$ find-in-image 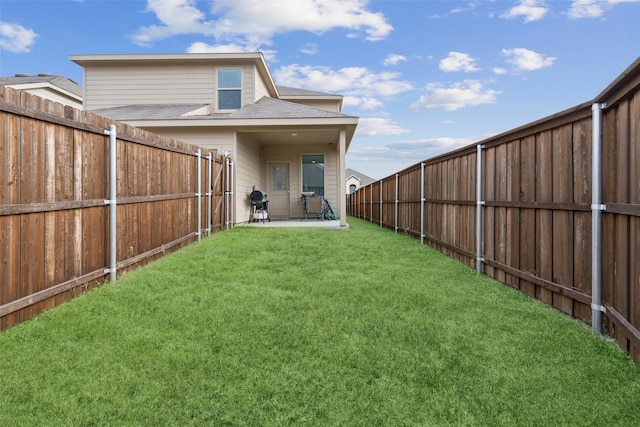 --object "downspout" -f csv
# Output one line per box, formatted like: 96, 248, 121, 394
591, 102, 607, 333
476, 144, 484, 273
105, 124, 117, 283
